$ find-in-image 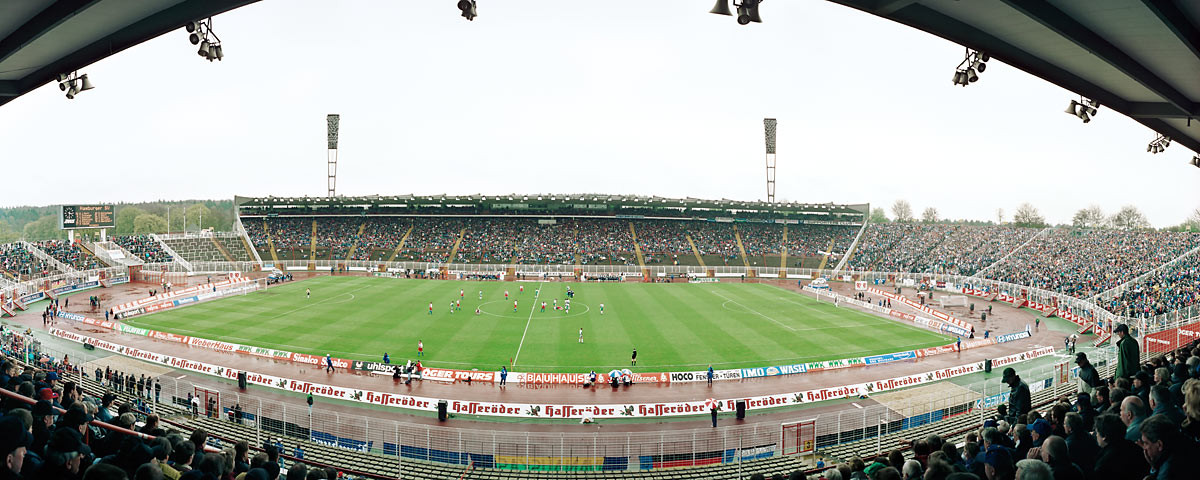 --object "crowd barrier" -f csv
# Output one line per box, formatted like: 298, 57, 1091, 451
46, 326, 1058, 420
